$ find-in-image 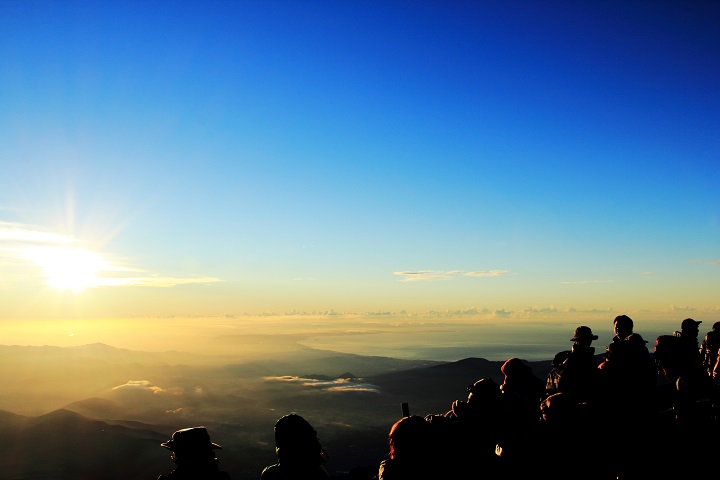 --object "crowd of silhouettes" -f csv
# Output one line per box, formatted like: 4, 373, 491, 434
373, 315, 720, 480
154, 315, 720, 480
